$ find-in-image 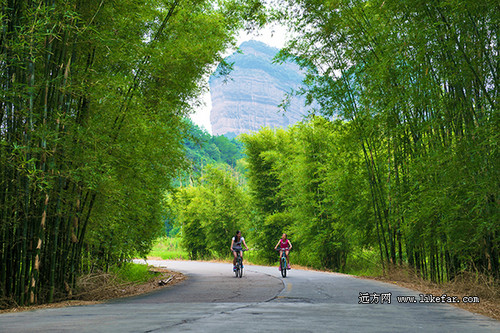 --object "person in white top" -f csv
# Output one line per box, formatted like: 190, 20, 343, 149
230, 230, 249, 271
